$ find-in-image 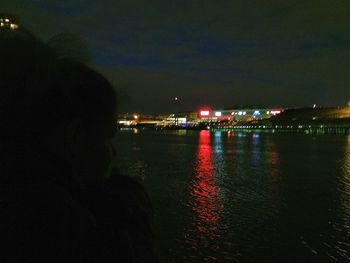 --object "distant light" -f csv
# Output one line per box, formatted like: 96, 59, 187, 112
267, 111, 270, 114
10, 23, 18, 30
270, 110, 281, 115
231, 112, 235, 115
133, 114, 139, 120
200, 110, 210, 116
215, 111, 222, 117
243, 112, 246, 115
313, 104, 316, 108
174, 97, 178, 101
238, 111, 243, 115
0, 22, 3, 27
118, 120, 131, 126
5, 18, 9, 22
253, 110, 260, 115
